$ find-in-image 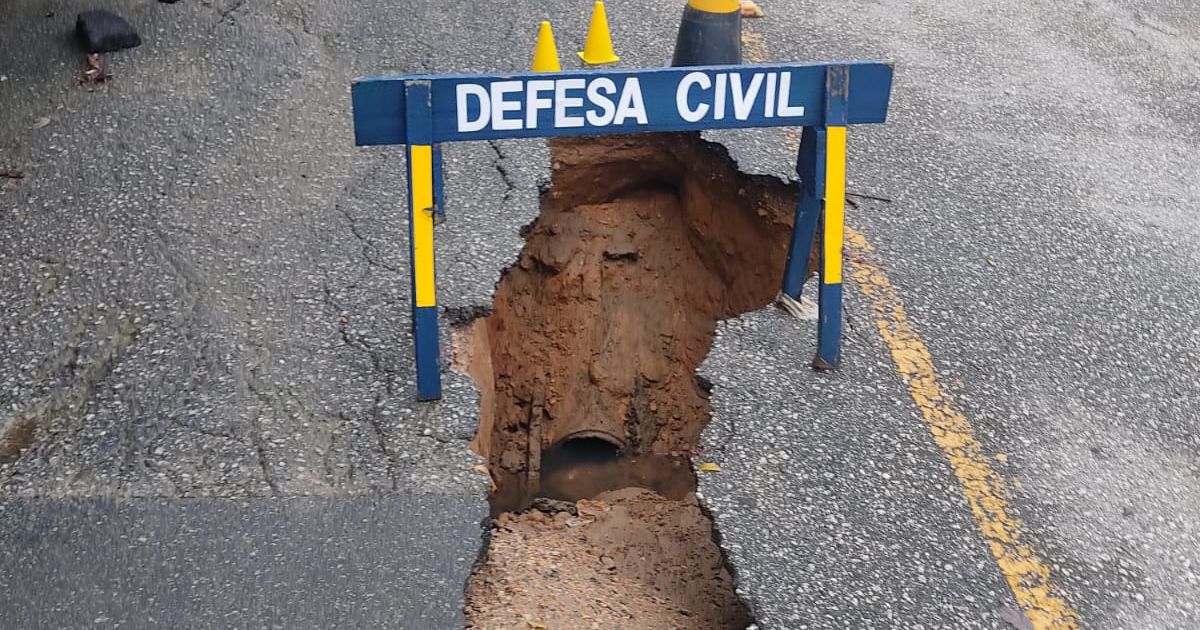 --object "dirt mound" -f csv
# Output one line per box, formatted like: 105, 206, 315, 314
465, 488, 751, 630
